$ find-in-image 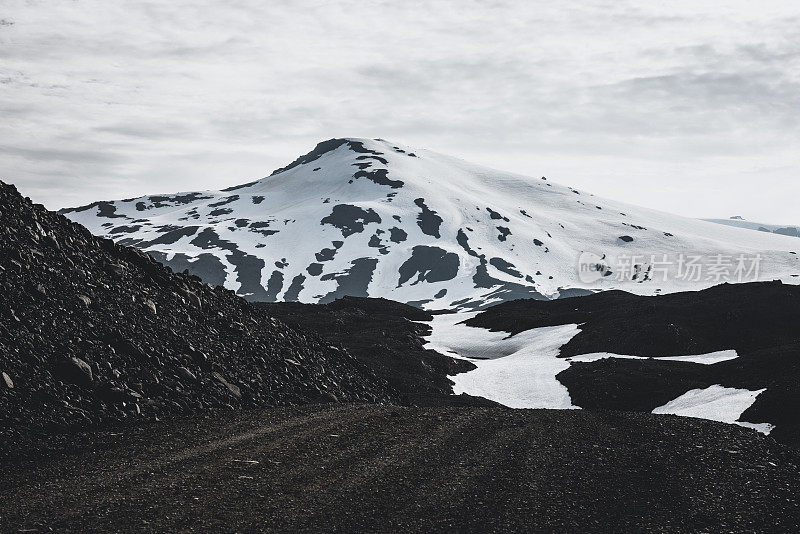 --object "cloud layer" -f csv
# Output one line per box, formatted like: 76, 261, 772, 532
1, 0, 799, 222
